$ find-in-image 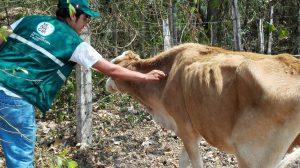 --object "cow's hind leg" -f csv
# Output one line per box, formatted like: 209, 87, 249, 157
276, 147, 300, 168
232, 124, 297, 168
234, 141, 289, 168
